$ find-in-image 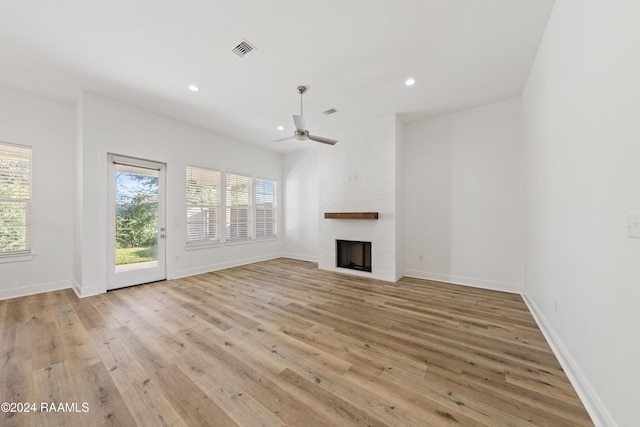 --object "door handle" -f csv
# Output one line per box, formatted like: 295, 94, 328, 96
160, 234, 166, 238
